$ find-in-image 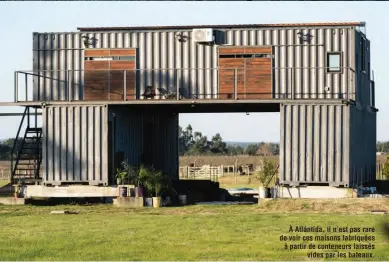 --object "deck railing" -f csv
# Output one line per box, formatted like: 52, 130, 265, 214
13, 67, 356, 102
